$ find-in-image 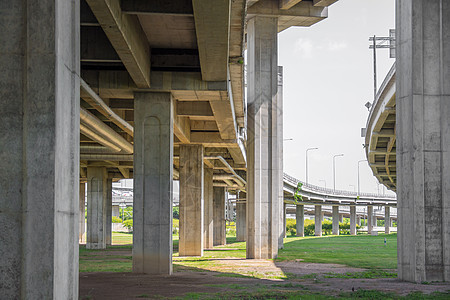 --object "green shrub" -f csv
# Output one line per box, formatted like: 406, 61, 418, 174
123, 219, 133, 231
112, 216, 123, 223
